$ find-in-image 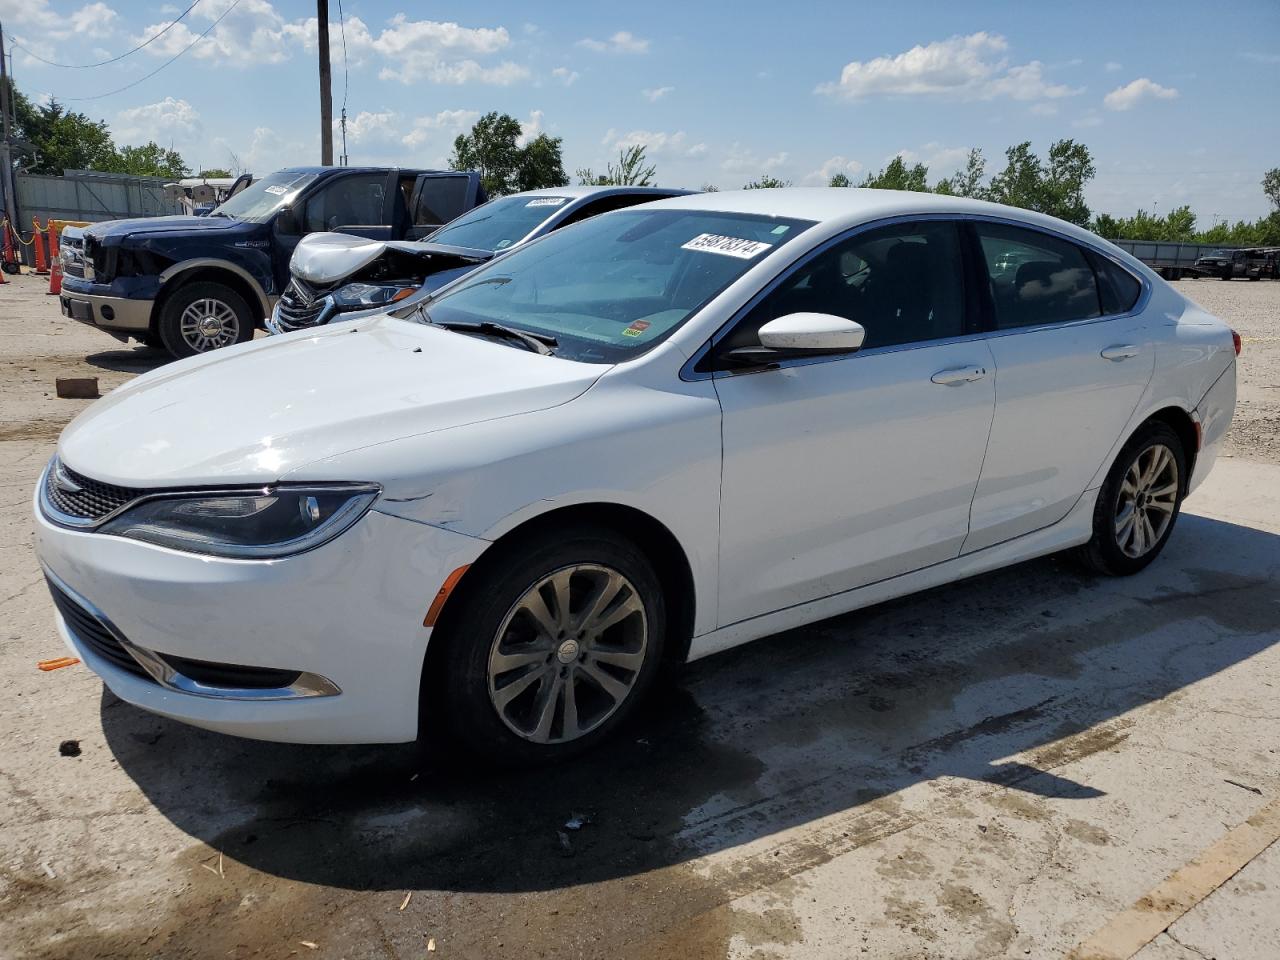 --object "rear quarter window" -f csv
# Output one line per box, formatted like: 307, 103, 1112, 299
1092, 254, 1143, 314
